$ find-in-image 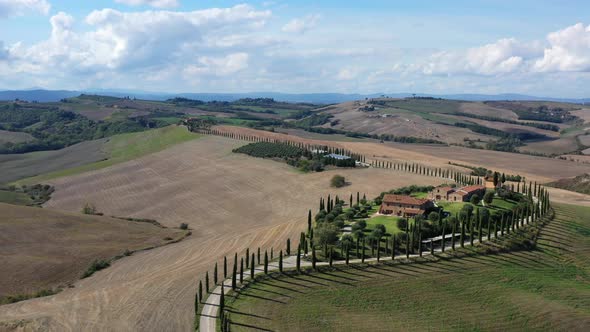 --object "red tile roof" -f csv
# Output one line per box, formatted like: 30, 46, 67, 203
435, 186, 455, 193
382, 194, 431, 206
456, 185, 485, 195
